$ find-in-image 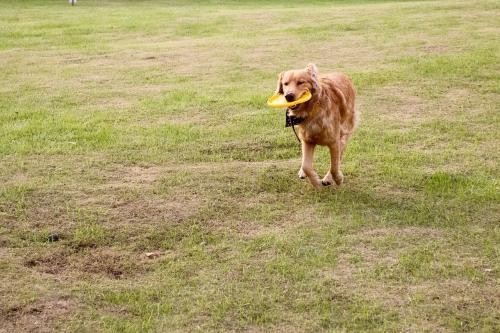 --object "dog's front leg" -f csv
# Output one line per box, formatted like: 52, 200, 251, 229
301, 141, 321, 188
298, 168, 306, 179
323, 141, 343, 186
